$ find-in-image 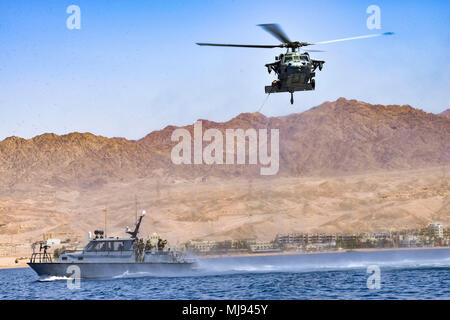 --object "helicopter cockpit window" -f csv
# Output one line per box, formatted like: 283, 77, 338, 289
300, 55, 309, 61
284, 56, 293, 63
293, 56, 300, 62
